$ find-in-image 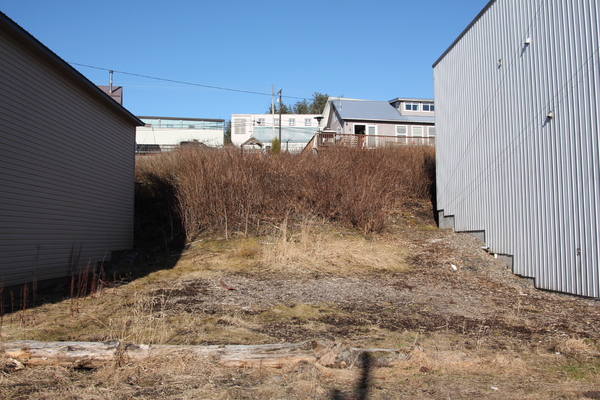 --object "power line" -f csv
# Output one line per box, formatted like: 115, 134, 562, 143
69, 62, 309, 101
